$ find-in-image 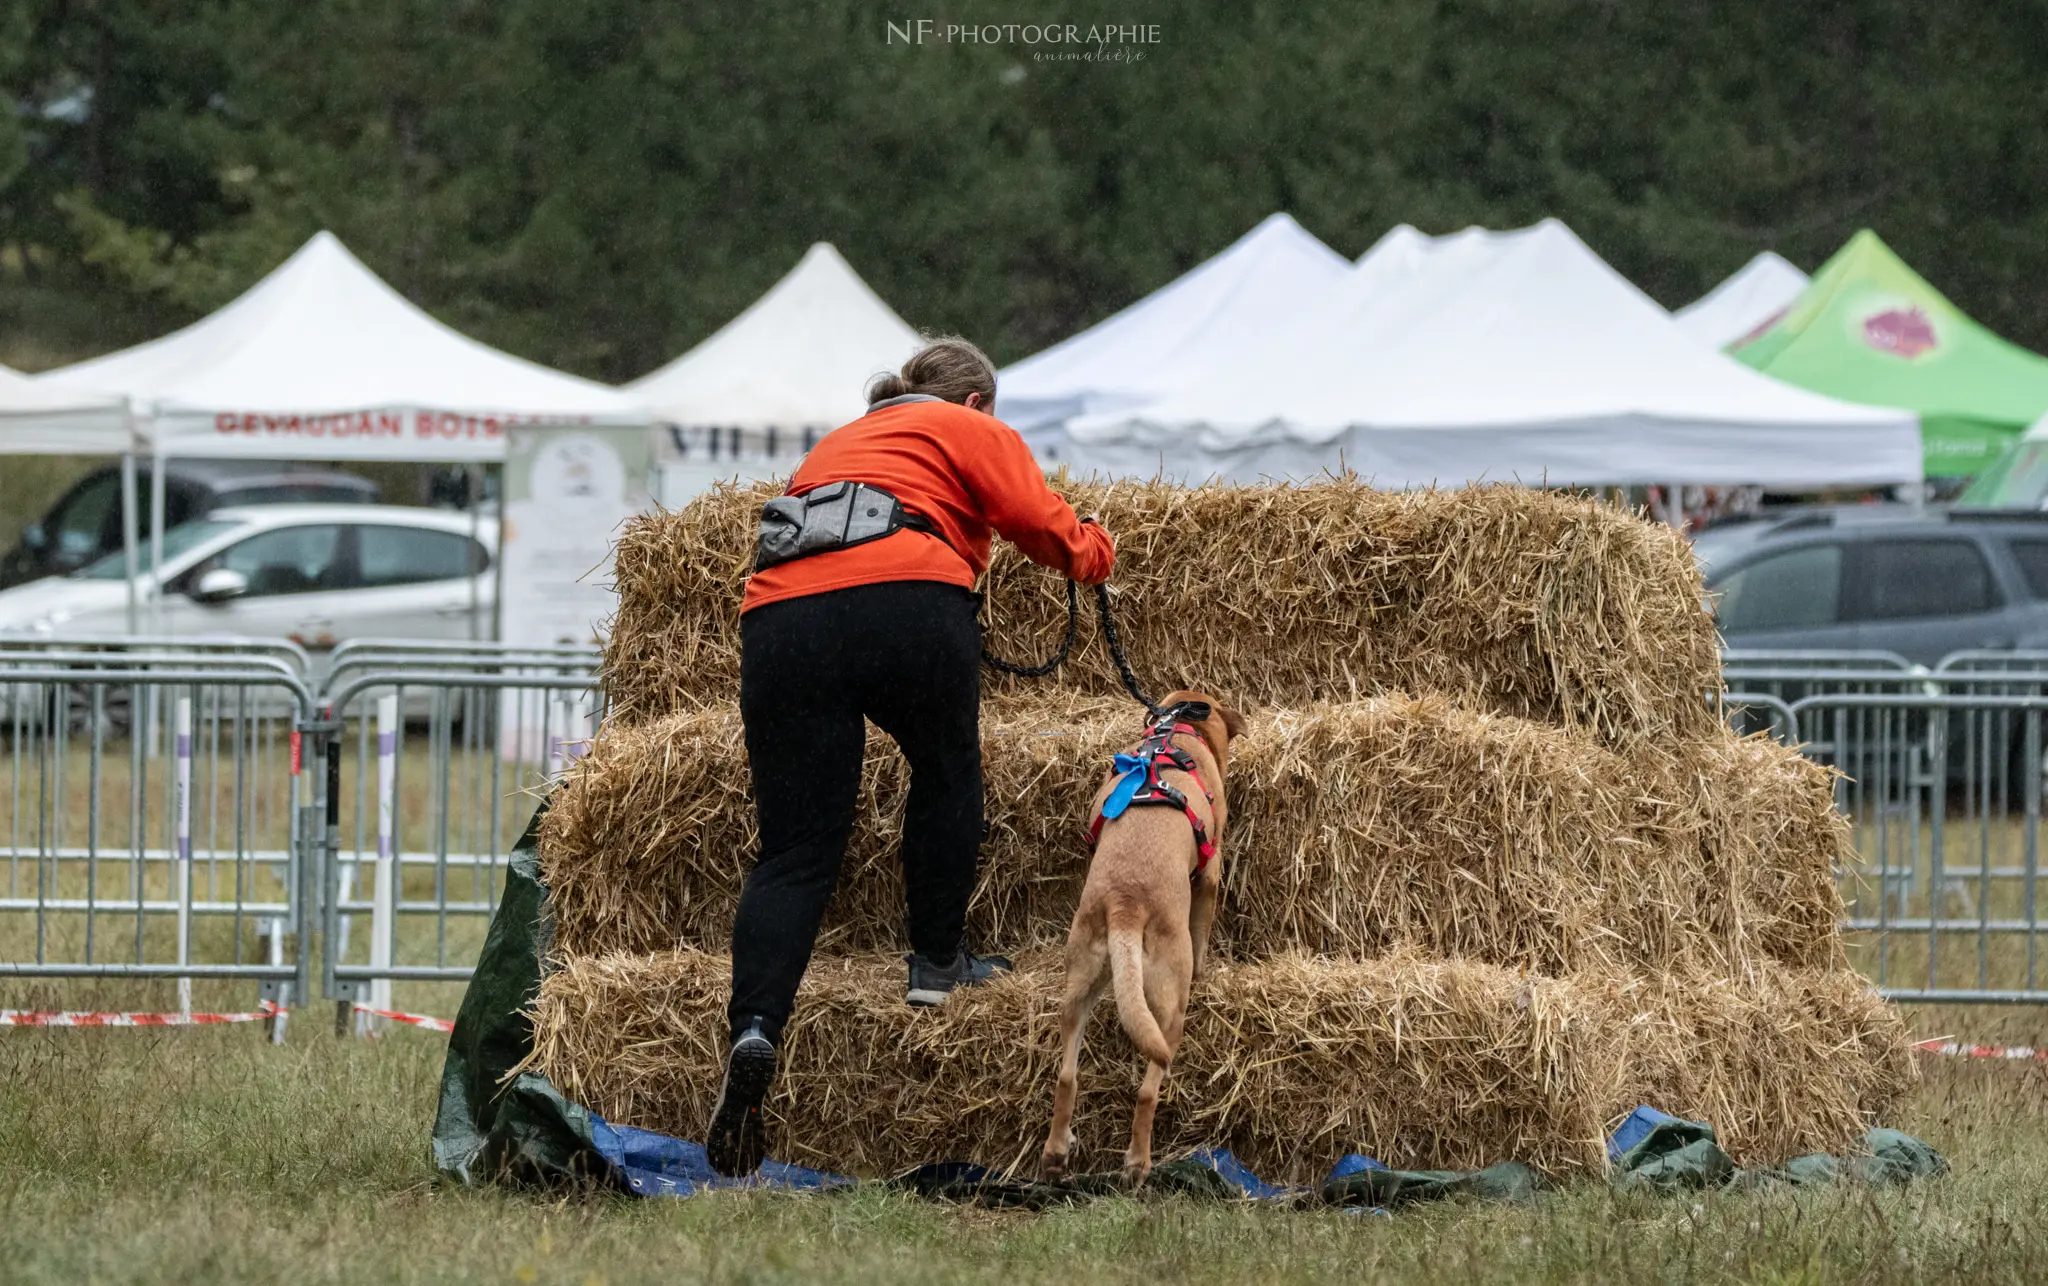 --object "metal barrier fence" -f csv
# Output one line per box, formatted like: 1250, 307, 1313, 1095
313, 666, 600, 1021
0, 638, 599, 1036
11, 640, 2048, 1028
1775, 689, 2048, 1005
1716, 655, 2048, 1004
0, 658, 314, 1038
